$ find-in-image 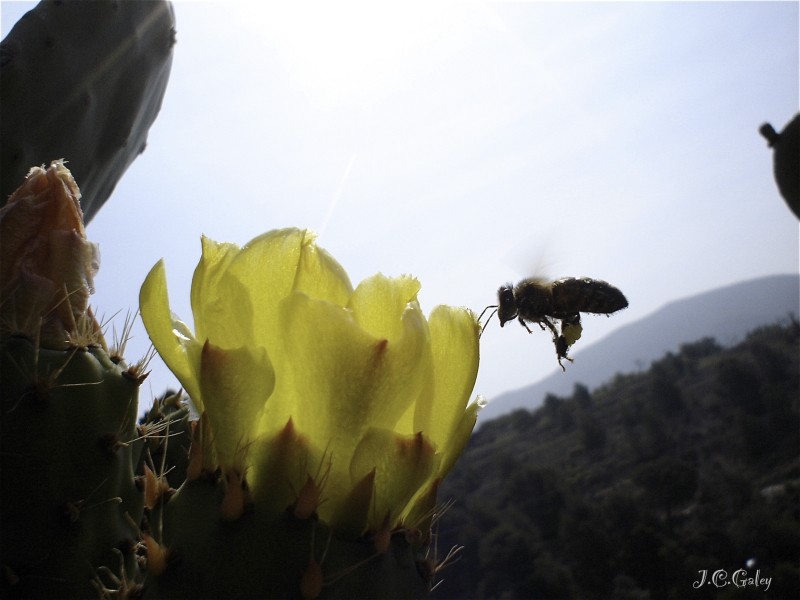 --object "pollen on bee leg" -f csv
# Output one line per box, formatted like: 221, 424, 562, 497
554, 335, 574, 371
